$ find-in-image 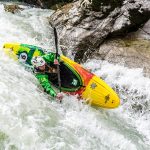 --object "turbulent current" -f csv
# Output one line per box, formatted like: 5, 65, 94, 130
0, 2, 150, 150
